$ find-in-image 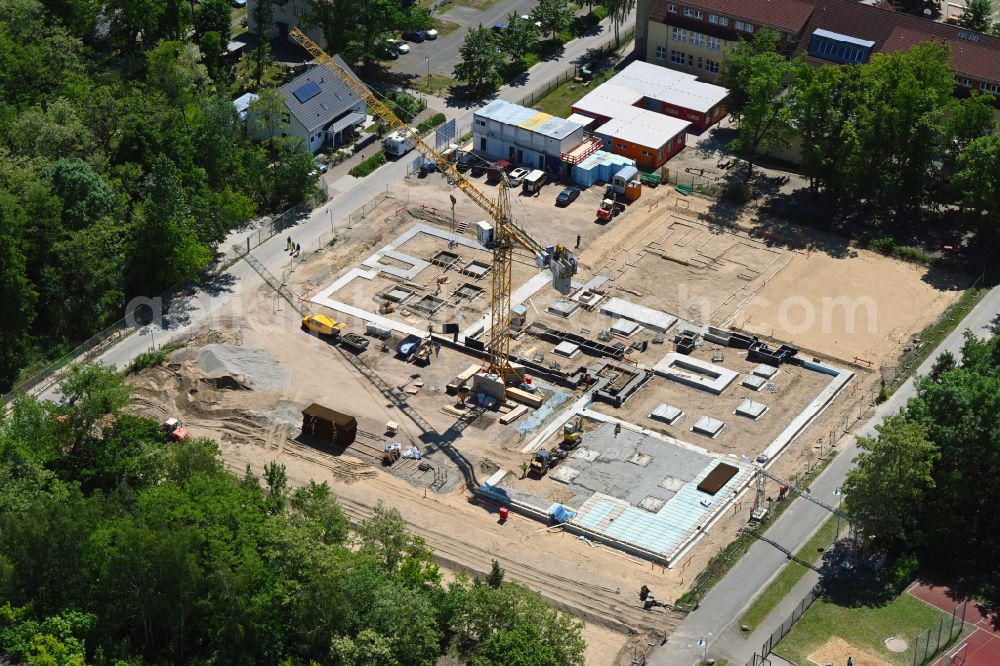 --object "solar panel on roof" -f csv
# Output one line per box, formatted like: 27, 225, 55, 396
293, 81, 322, 103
